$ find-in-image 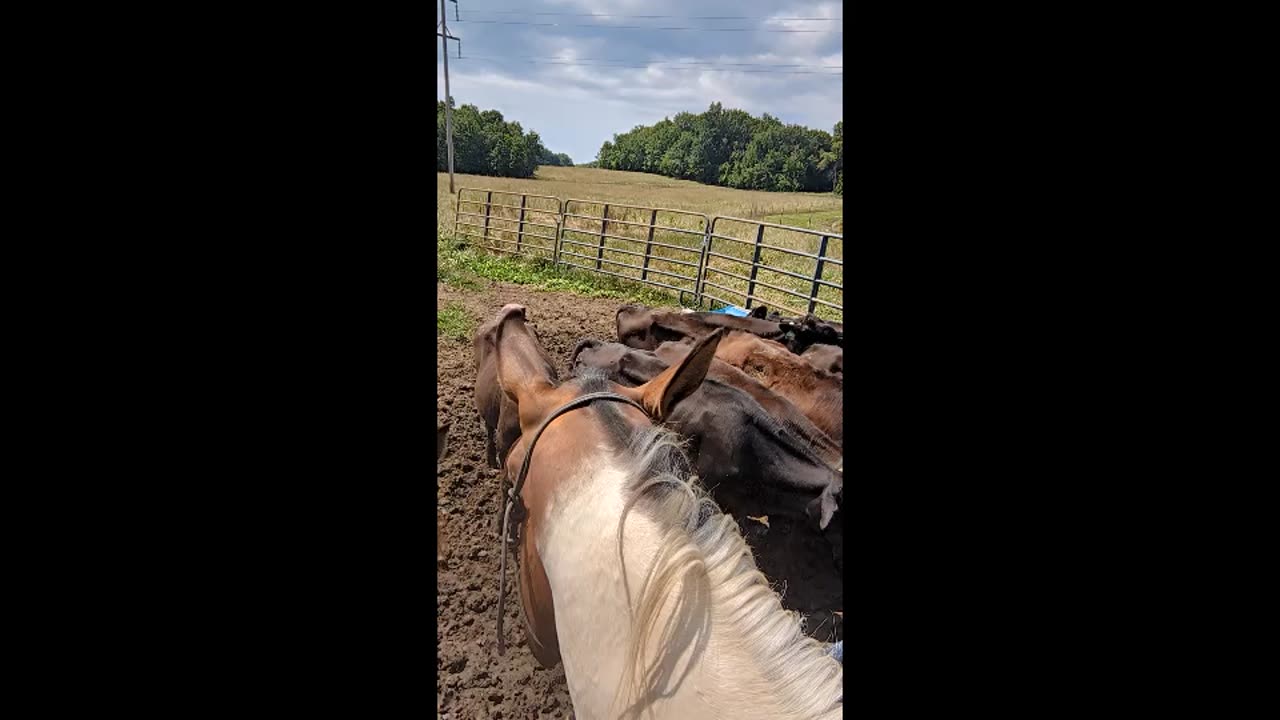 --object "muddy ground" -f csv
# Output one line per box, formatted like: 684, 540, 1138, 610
436, 280, 842, 719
